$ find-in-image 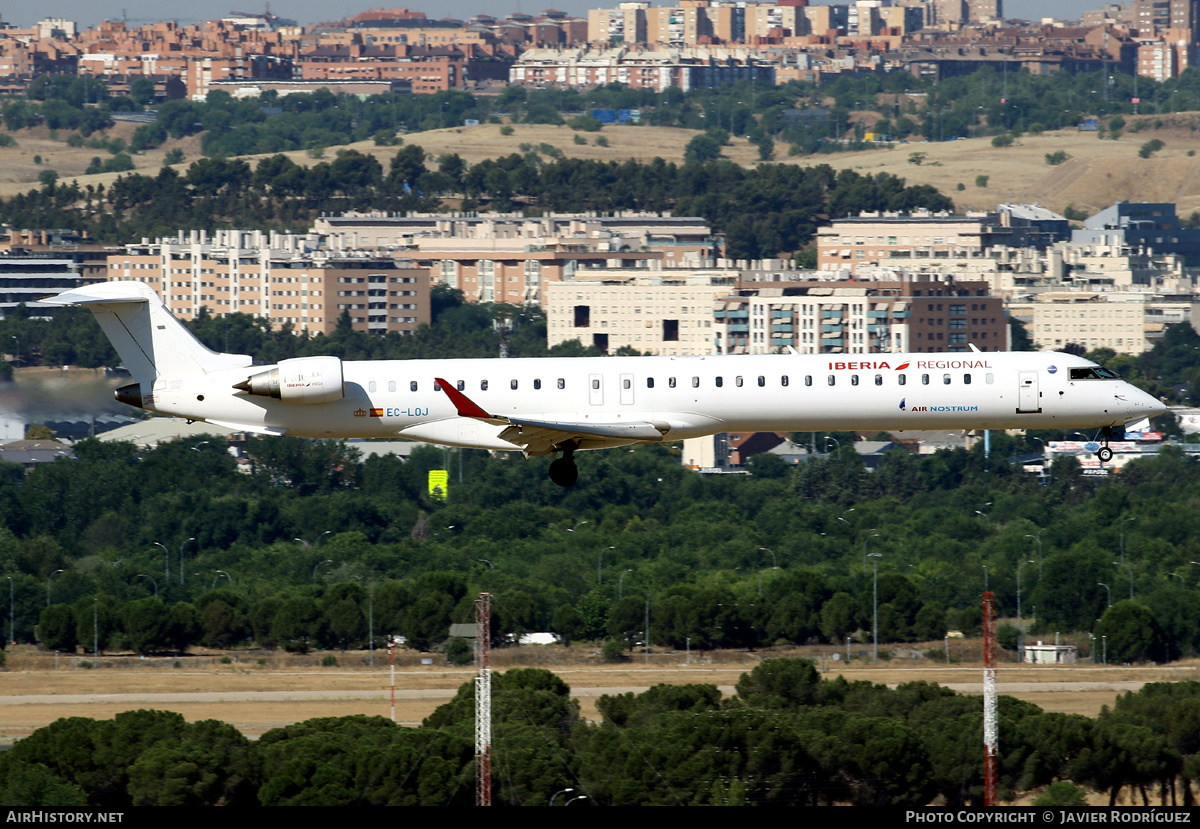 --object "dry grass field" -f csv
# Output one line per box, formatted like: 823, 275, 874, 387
3, 115, 1199, 218
2, 644, 1195, 740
